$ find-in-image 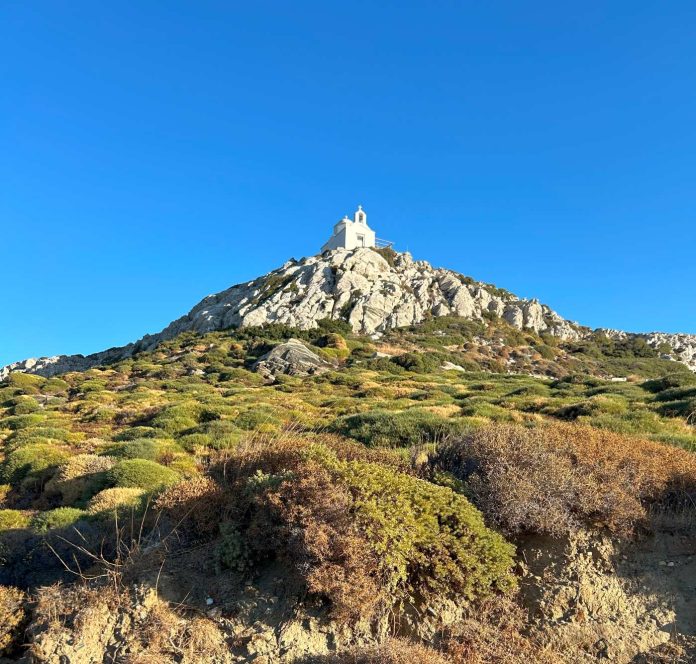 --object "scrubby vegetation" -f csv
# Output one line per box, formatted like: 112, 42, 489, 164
436, 422, 696, 536
1, 316, 695, 661
206, 435, 515, 622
